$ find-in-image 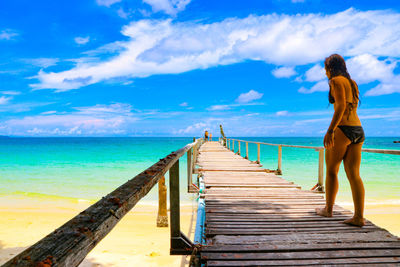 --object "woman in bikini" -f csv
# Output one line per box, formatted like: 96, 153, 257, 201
316, 54, 366, 227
